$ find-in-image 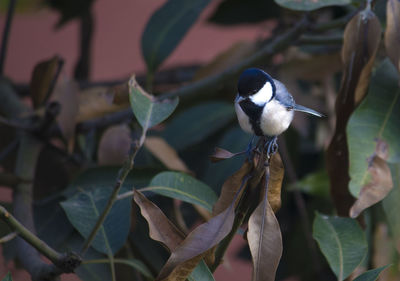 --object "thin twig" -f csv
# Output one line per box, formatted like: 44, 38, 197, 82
298, 35, 343, 45
0, 0, 16, 76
